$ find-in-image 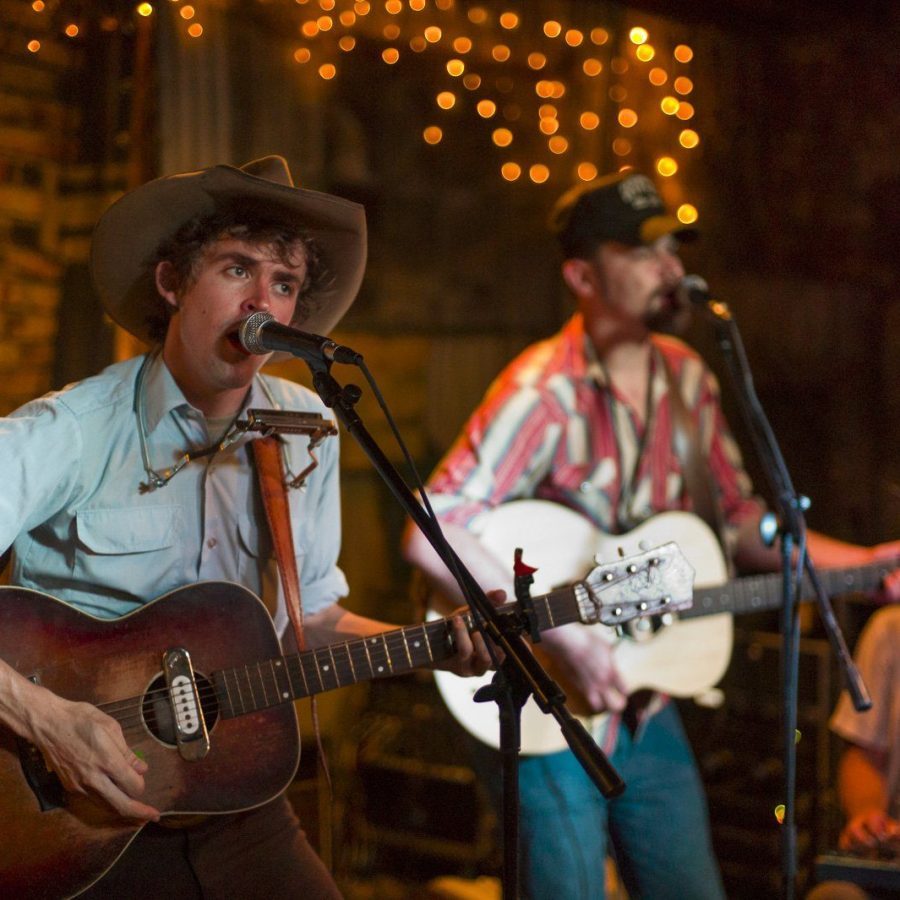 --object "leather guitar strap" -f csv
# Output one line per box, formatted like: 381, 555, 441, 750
661, 357, 729, 558
252, 436, 332, 791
